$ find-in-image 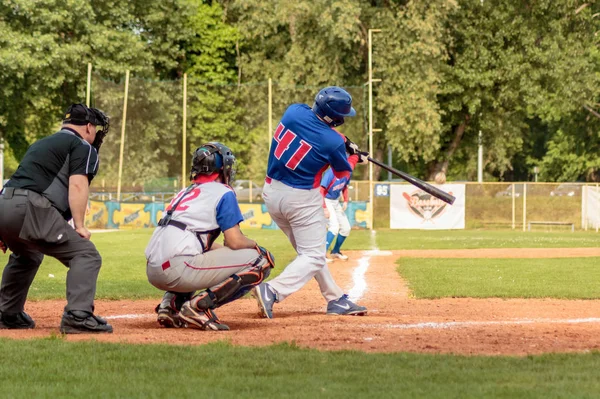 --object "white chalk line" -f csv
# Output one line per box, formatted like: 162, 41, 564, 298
359, 317, 600, 330
105, 314, 154, 320
104, 314, 600, 333
347, 231, 380, 302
